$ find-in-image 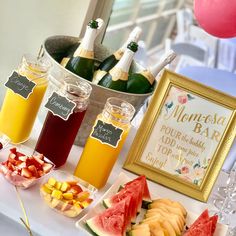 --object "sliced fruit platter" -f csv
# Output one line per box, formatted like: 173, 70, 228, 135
0, 147, 54, 188
76, 172, 228, 236
40, 171, 97, 218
